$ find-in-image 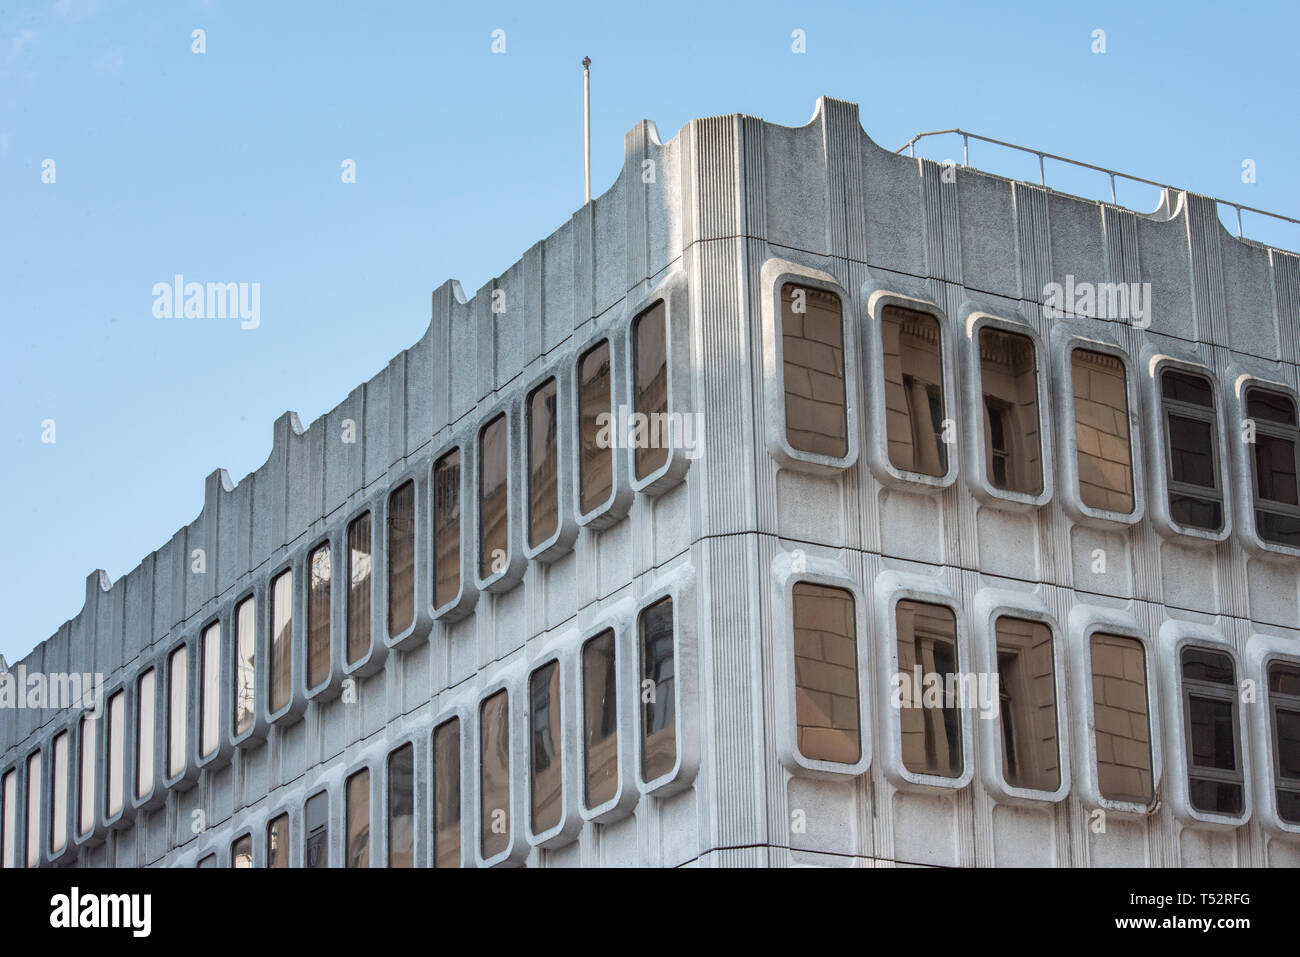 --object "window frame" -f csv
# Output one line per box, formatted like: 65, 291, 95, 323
430, 705, 471, 869
521, 364, 579, 564
46, 729, 71, 863
523, 648, 581, 849
343, 761, 374, 869
1226, 369, 1300, 556
161, 638, 199, 791
571, 330, 635, 528
1244, 634, 1300, 836
229, 587, 266, 749
130, 662, 165, 813
474, 404, 527, 594
341, 501, 386, 678
266, 808, 292, 868
634, 573, 700, 798
302, 535, 344, 703
383, 737, 419, 868
25, 750, 40, 868
101, 683, 131, 831
72, 710, 104, 849
428, 439, 479, 622
381, 467, 430, 652
473, 674, 528, 868
0, 764, 15, 869
302, 788, 331, 869
576, 614, 638, 825
263, 556, 303, 724
193, 613, 232, 774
